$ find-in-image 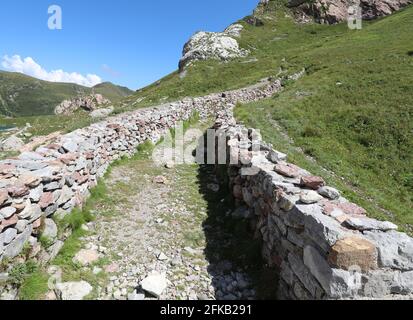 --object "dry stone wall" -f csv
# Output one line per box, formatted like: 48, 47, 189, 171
0, 79, 282, 265
213, 110, 413, 300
